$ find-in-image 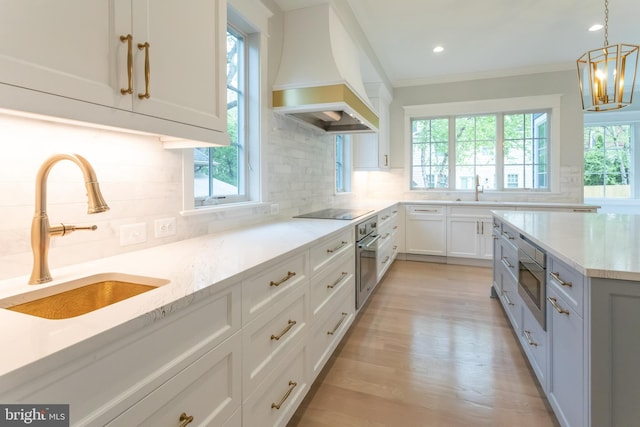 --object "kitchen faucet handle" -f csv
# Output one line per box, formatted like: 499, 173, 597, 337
49, 223, 98, 237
